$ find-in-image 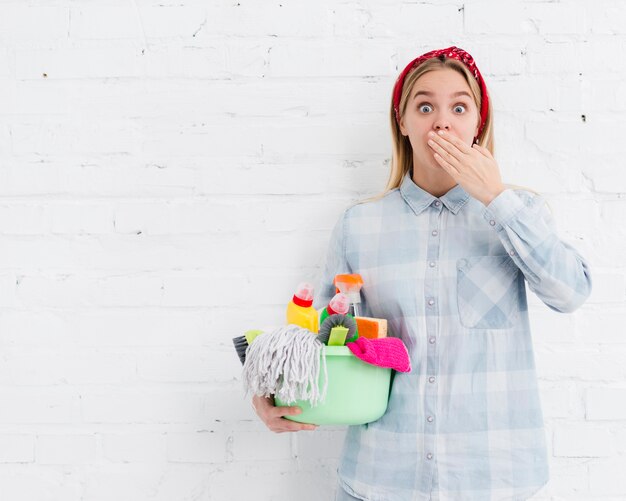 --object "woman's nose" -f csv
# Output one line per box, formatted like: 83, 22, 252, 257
433, 120, 451, 132
431, 112, 453, 134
